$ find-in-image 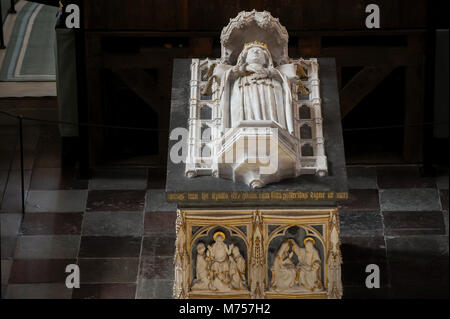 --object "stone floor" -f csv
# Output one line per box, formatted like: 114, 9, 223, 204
0, 125, 448, 299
